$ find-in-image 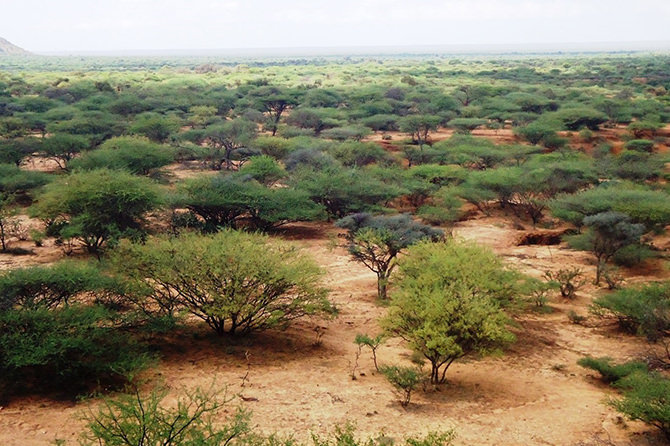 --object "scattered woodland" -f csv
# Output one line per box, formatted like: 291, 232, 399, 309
0, 53, 669, 445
